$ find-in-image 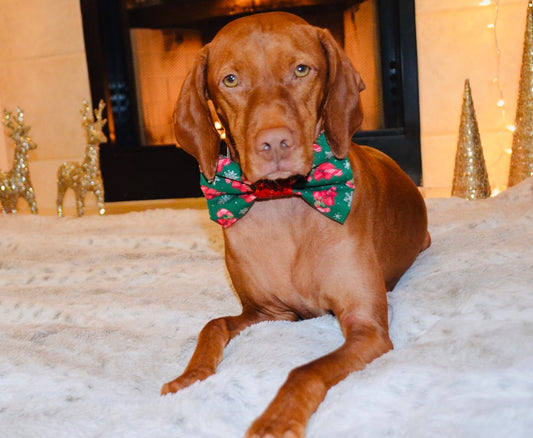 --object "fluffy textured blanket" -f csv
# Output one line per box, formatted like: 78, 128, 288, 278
1, 178, 533, 438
